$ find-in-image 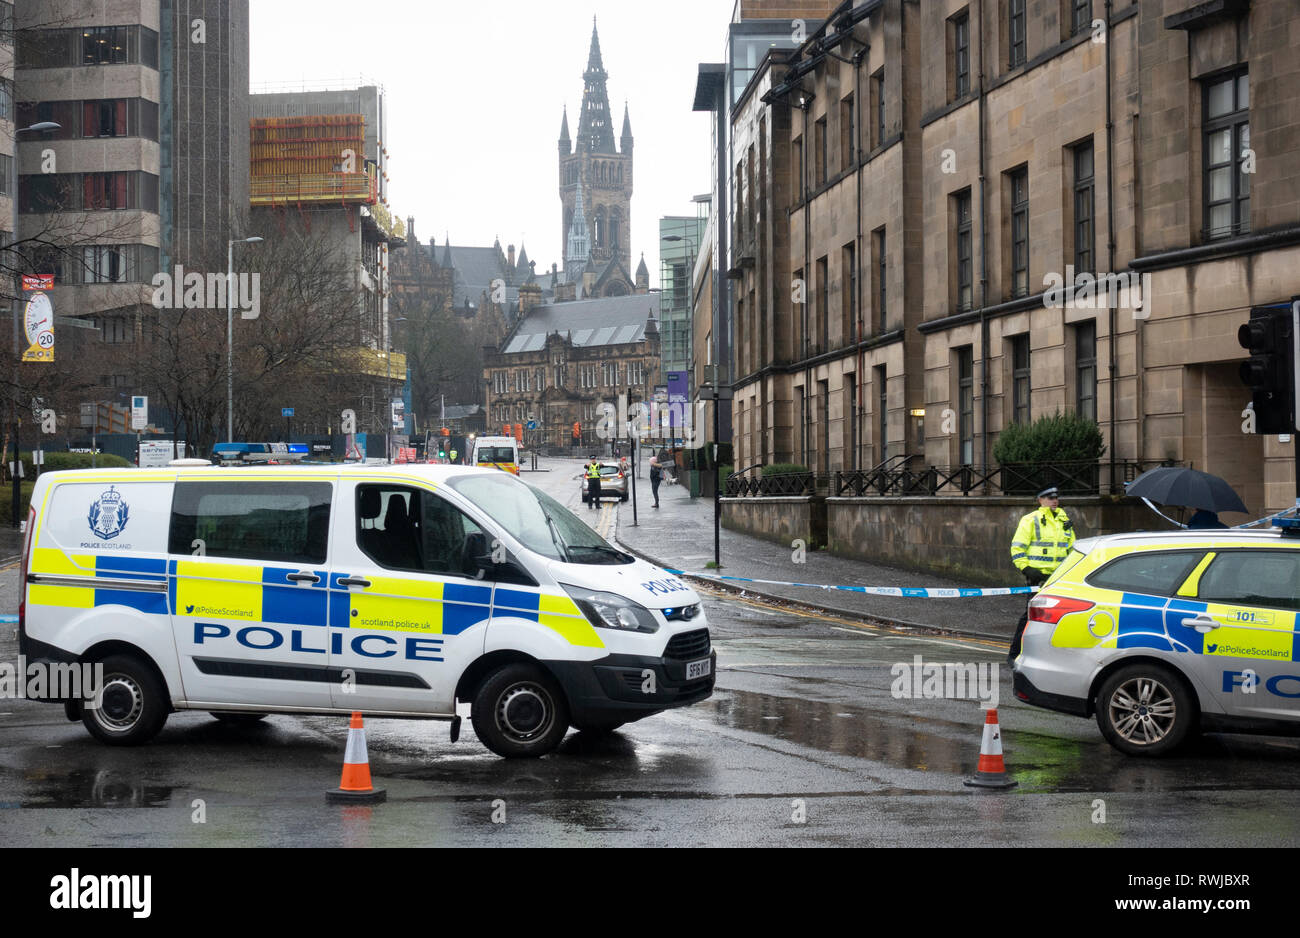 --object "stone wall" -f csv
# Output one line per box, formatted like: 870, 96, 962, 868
721, 496, 827, 550
825, 496, 1179, 585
